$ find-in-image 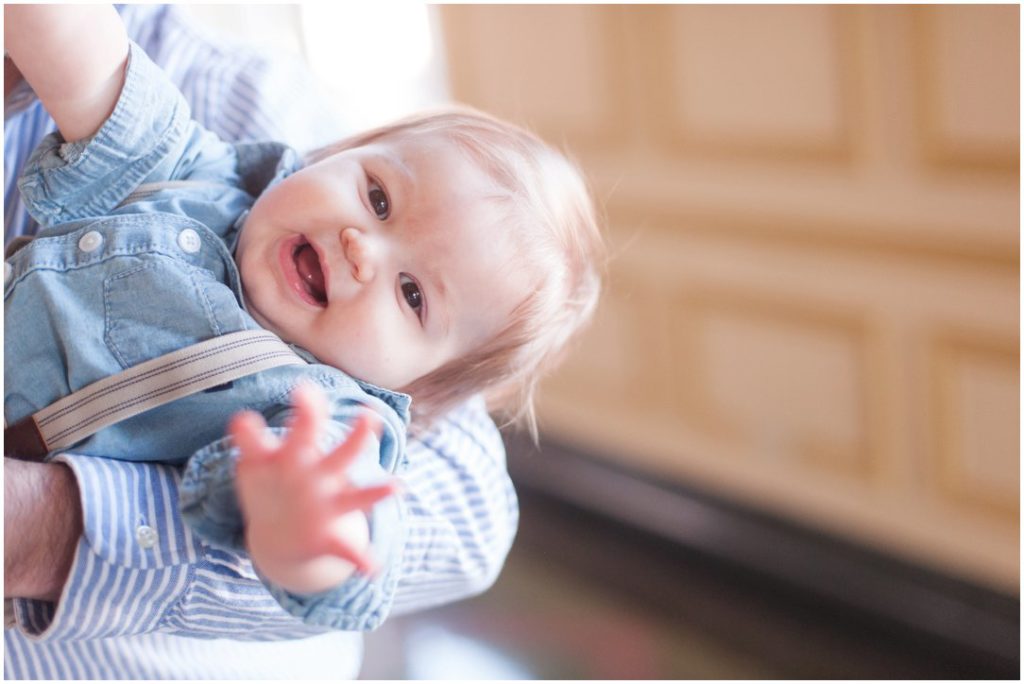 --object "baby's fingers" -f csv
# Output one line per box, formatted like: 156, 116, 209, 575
319, 412, 380, 476
229, 410, 277, 463
332, 482, 399, 516
322, 535, 377, 577
283, 383, 328, 457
